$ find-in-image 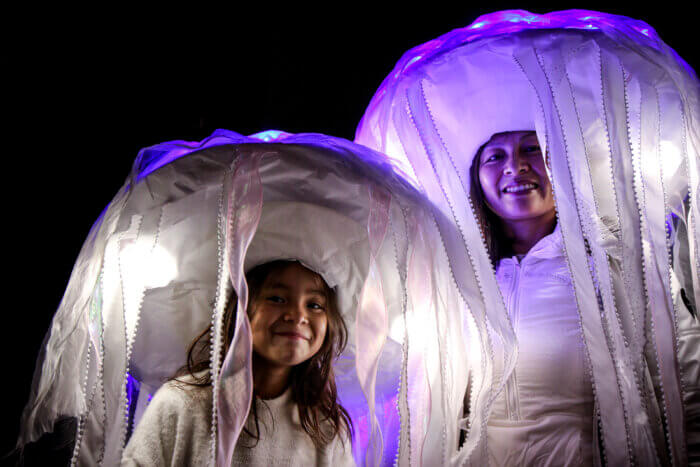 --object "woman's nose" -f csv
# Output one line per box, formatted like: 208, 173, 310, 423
503, 153, 529, 175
